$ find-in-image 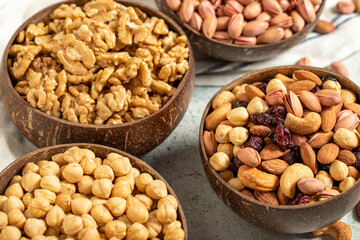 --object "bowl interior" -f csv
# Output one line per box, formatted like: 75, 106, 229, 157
0, 143, 188, 238
199, 65, 360, 232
